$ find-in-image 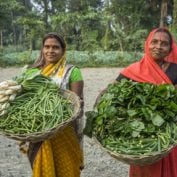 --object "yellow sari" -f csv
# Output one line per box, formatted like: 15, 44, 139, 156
32, 56, 83, 177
